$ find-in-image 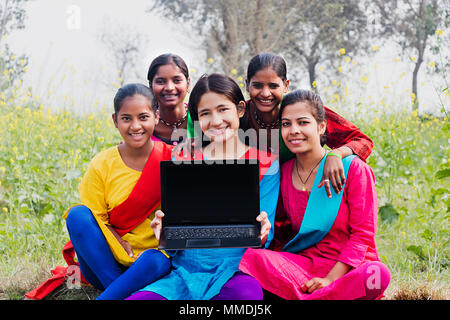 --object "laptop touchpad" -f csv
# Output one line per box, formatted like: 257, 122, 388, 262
186, 239, 221, 248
